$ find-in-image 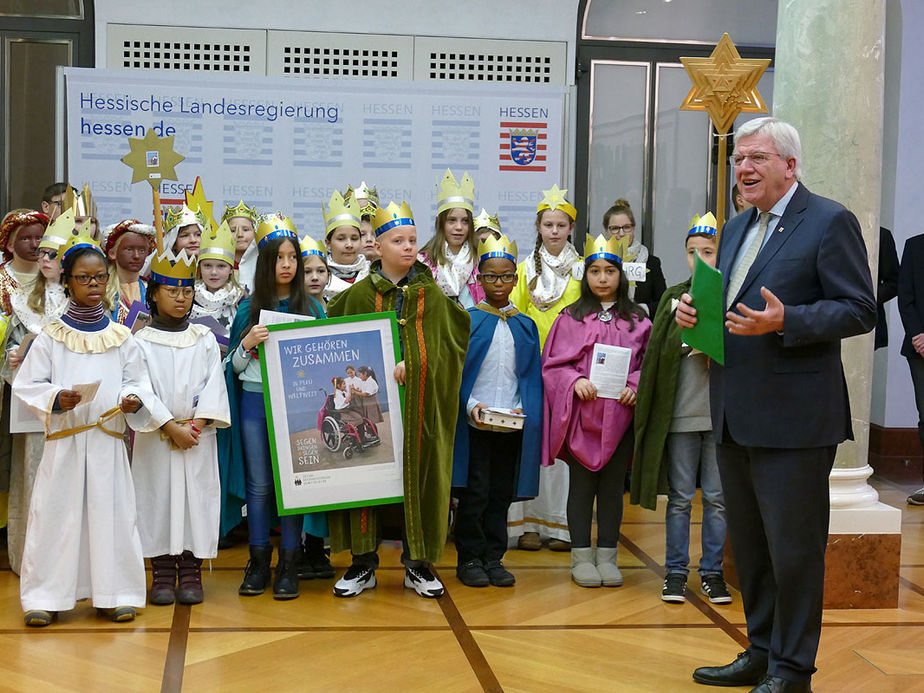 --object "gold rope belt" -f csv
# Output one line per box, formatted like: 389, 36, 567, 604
45, 405, 125, 441
159, 418, 192, 449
